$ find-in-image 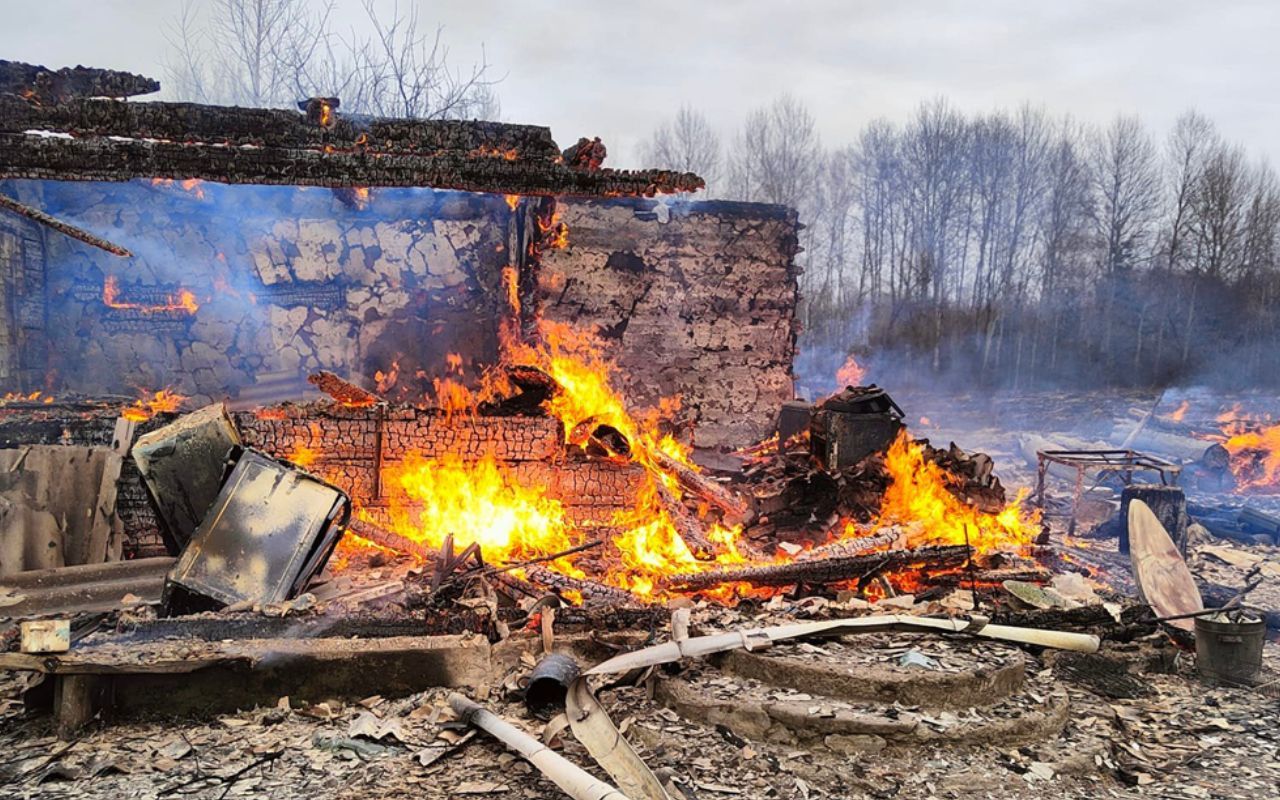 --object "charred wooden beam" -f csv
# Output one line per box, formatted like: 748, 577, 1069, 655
307, 371, 382, 408
347, 518, 438, 563
795, 530, 900, 561
0, 60, 158, 102
0, 131, 704, 198
522, 565, 637, 608
650, 450, 752, 526
0, 95, 559, 158
667, 545, 971, 592
0, 193, 131, 256
655, 479, 718, 560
